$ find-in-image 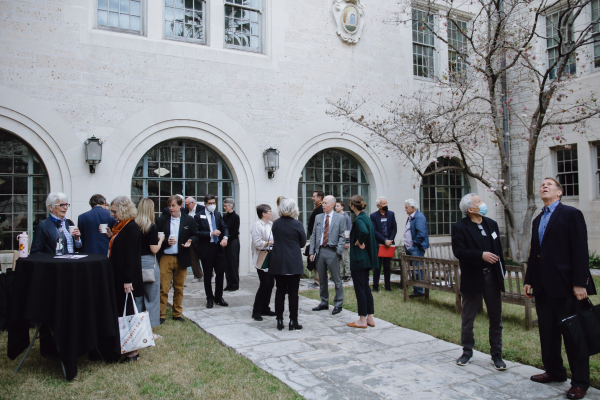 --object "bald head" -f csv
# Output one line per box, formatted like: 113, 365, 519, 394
322, 195, 336, 213
185, 197, 196, 212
